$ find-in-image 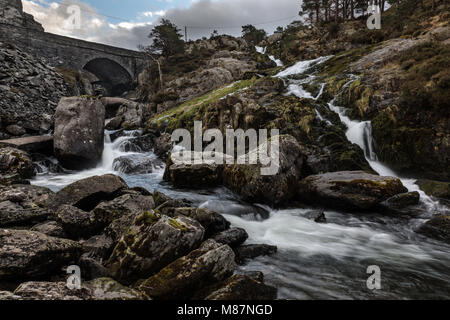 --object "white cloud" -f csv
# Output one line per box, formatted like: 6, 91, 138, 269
22, 0, 303, 49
